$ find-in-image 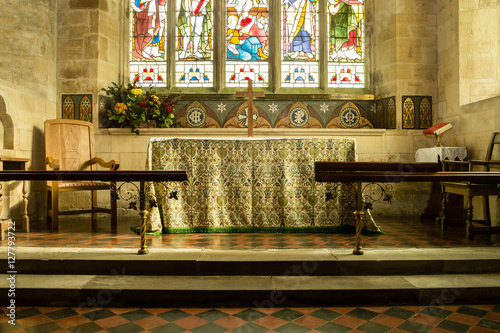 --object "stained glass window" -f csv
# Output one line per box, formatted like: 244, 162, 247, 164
327, 0, 364, 88
130, 0, 168, 87
176, 0, 214, 87
281, 0, 319, 88
129, 0, 365, 90
226, 0, 269, 87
